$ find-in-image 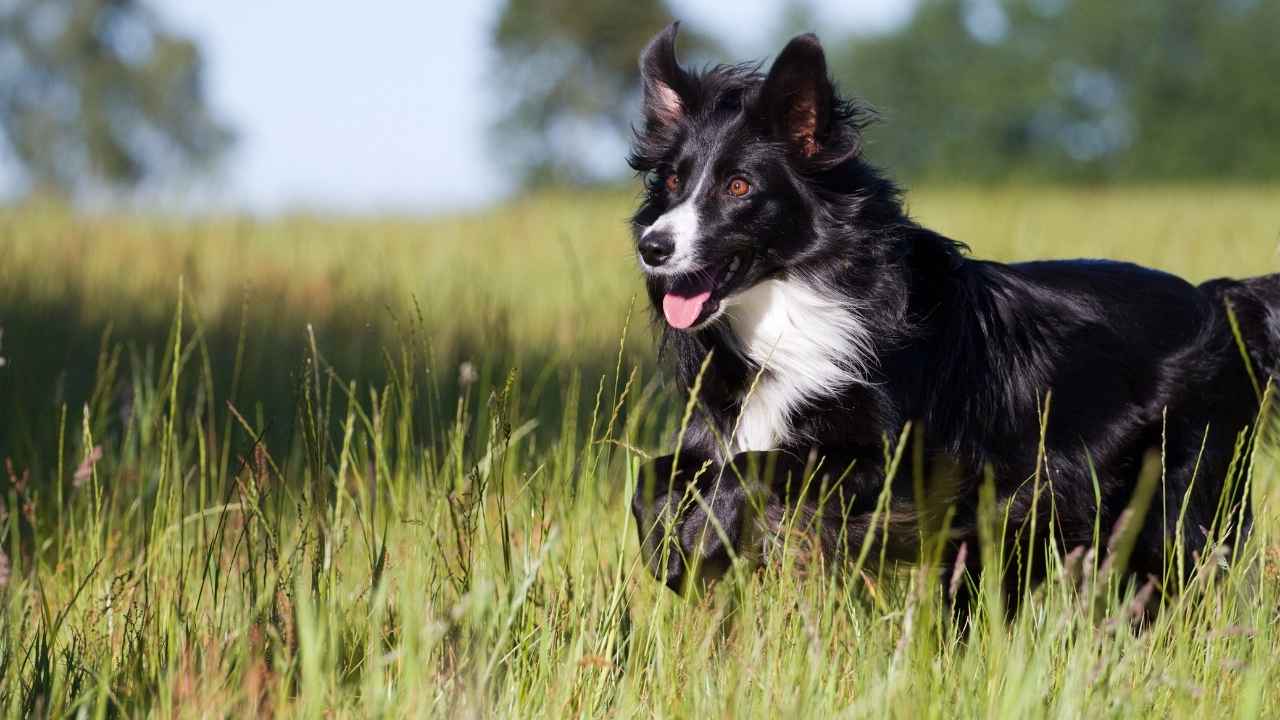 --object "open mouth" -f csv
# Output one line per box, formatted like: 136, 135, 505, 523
661, 251, 753, 330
